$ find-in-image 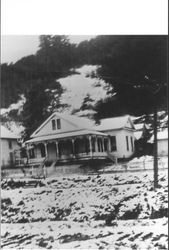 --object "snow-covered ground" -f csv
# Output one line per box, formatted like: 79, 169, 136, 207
1, 169, 168, 249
